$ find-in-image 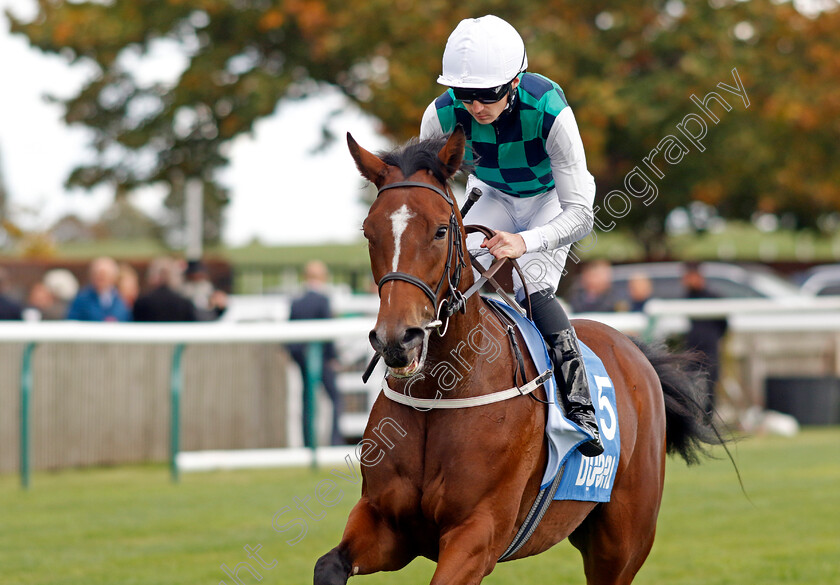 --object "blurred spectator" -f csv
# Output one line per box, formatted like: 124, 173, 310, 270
568, 259, 616, 313
43, 269, 79, 317
683, 262, 728, 416
288, 260, 343, 446
0, 267, 23, 320
23, 281, 64, 321
117, 263, 140, 310
66, 257, 131, 322
626, 271, 654, 312
180, 260, 227, 320
133, 257, 197, 322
